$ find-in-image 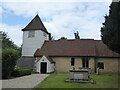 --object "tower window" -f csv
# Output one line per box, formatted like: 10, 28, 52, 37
28, 31, 35, 38
97, 62, 104, 69
71, 57, 75, 66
